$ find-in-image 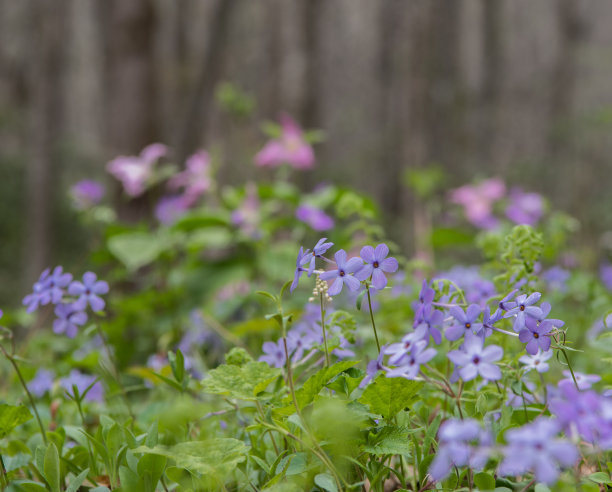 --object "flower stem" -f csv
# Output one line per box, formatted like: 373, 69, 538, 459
319, 293, 330, 367
560, 348, 579, 390
366, 287, 381, 353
